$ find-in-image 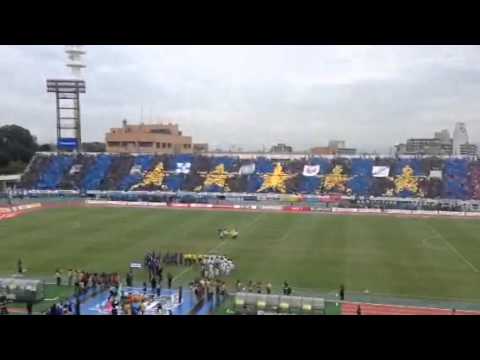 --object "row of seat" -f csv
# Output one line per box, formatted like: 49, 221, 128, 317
20, 153, 480, 199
